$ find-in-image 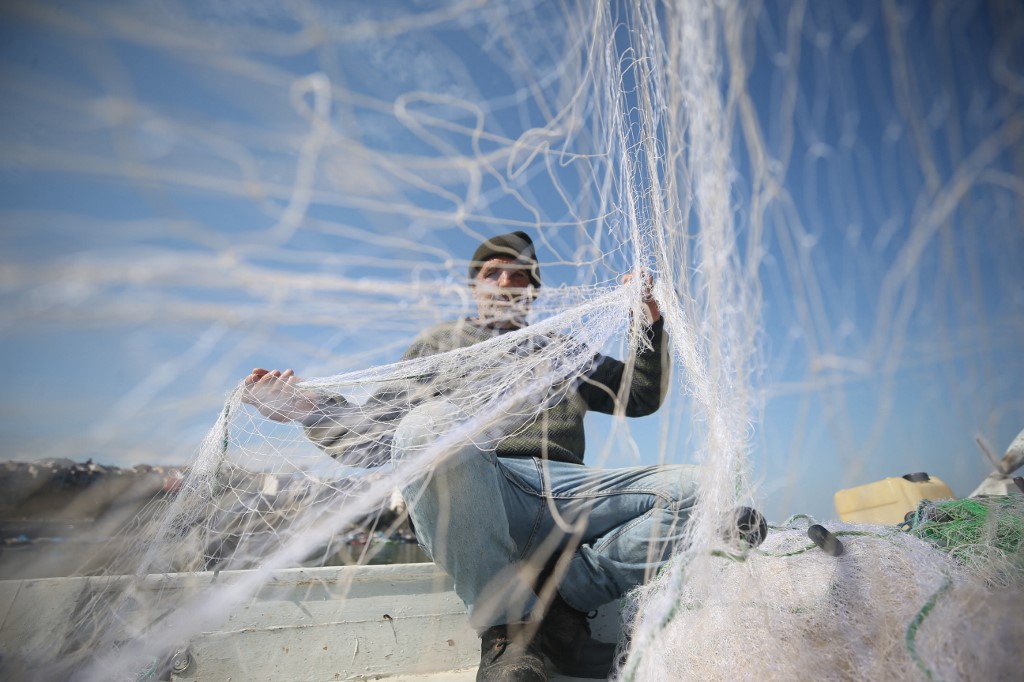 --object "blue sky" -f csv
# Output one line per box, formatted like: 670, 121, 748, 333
1, 0, 1021, 521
